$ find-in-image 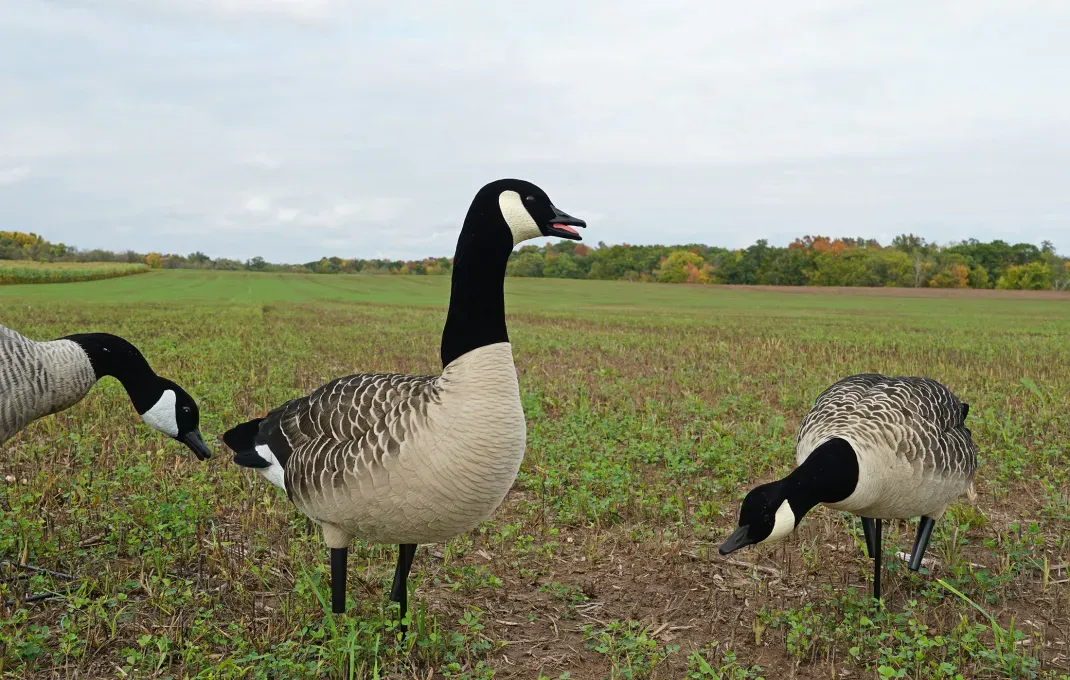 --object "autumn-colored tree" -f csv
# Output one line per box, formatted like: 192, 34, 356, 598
929, 264, 969, 288
790, 235, 824, 250
655, 250, 712, 284
810, 236, 833, 252
144, 252, 163, 269
1, 231, 41, 248
684, 262, 711, 284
